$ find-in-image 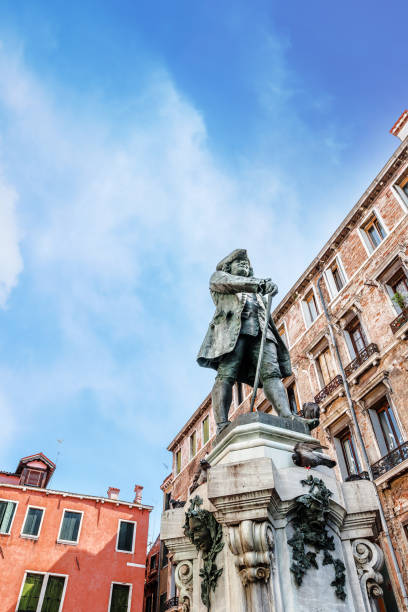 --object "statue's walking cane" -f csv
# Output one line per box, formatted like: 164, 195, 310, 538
249, 292, 273, 413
